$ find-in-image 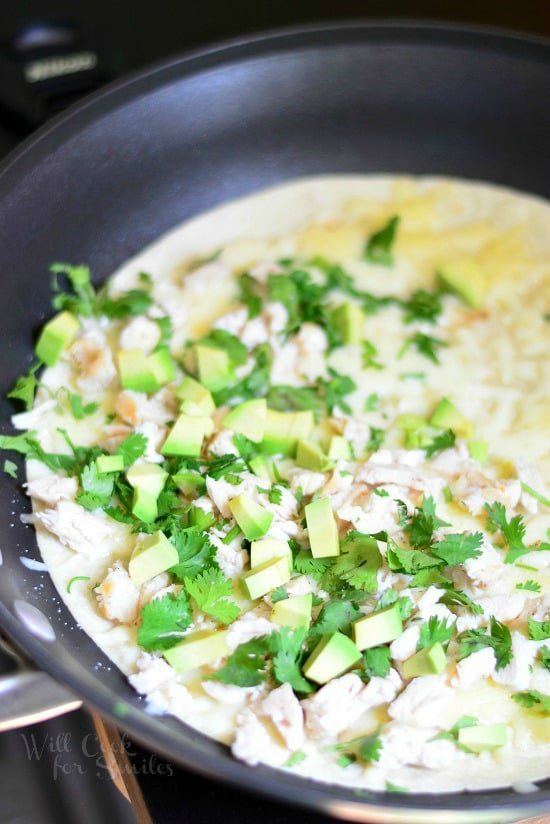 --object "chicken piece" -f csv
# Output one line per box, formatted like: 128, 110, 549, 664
26, 475, 78, 507
388, 675, 454, 727
129, 652, 178, 694
115, 387, 177, 426
286, 467, 326, 497
225, 612, 276, 652
294, 323, 328, 382
96, 562, 140, 623
201, 681, 262, 704
301, 673, 366, 738
261, 683, 305, 750
453, 647, 497, 689
360, 668, 402, 711
11, 399, 57, 431
416, 586, 456, 623
208, 533, 248, 579
389, 625, 421, 662
475, 592, 525, 623
207, 429, 240, 457
118, 316, 161, 353
460, 479, 522, 517
337, 493, 400, 536
69, 328, 117, 398
36, 500, 130, 556
231, 708, 288, 767
378, 722, 458, 770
